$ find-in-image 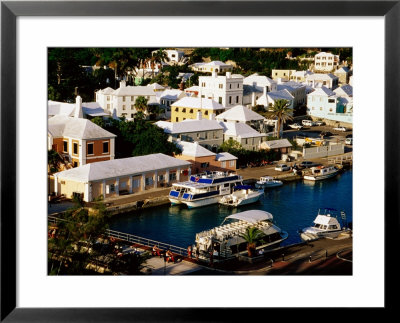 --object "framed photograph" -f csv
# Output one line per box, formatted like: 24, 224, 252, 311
1, 0, 397, 321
